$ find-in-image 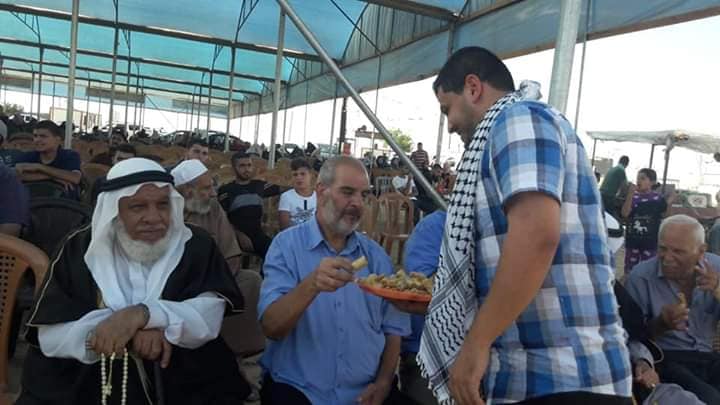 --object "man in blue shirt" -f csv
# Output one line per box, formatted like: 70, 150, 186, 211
625, 214, 720, 405
258, 156, 410, 405
400, 210, 445, 405
14, 120, 82, 199
416, 47, 631, 405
